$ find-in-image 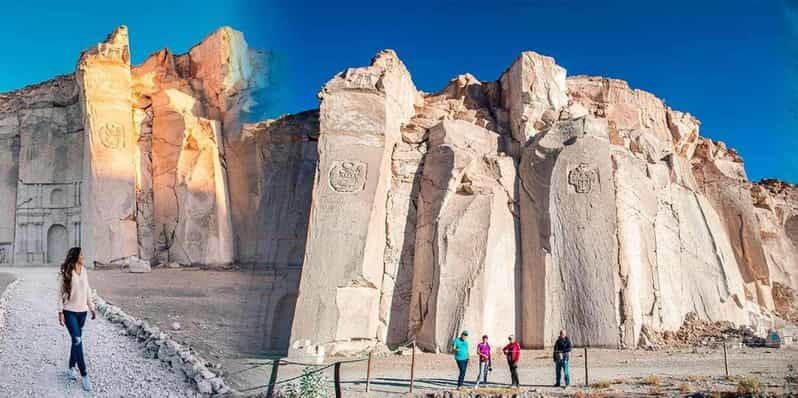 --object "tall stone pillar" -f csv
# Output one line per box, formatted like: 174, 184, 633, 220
289, 50, 416, 359
519, 117, 619, 348
76, 26, 138, 266
410, 120, 518, 352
